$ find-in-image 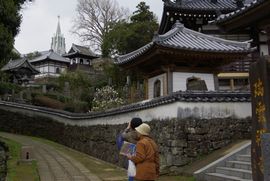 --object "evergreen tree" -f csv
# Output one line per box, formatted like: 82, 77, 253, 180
102, 2, 159, 57
0, 0, 31, 67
